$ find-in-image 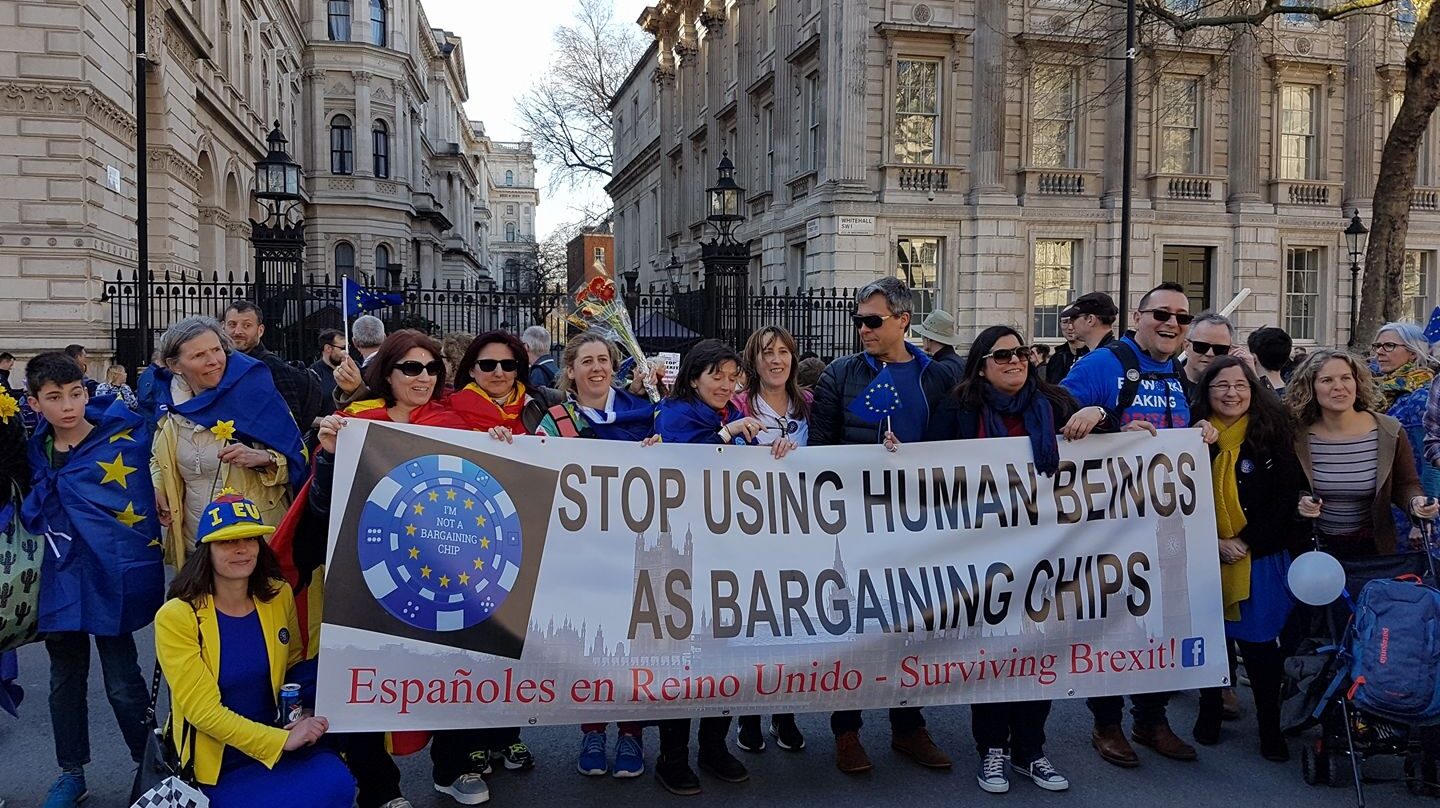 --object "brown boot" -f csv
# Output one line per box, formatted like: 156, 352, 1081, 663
835, 731, 873, 774
1092, 724, 1140, 768
1132, 722, 1198, 761
890, 727, 952, 769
